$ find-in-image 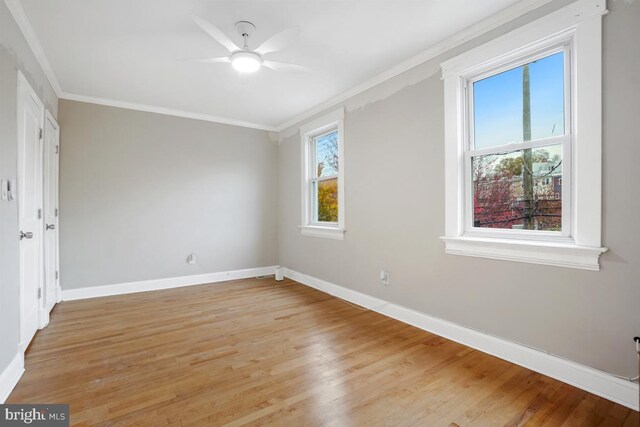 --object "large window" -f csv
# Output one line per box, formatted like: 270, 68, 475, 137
469, 48, 569, 236
440, 0, 607, 270
299, 108, 345, 240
